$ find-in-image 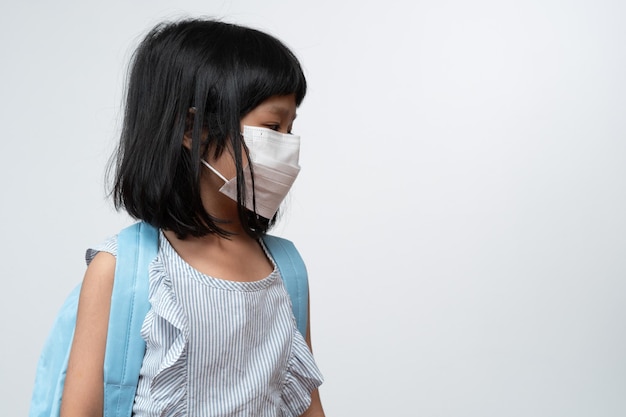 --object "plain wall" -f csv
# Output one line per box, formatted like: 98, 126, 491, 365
1, 0, 625, 415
